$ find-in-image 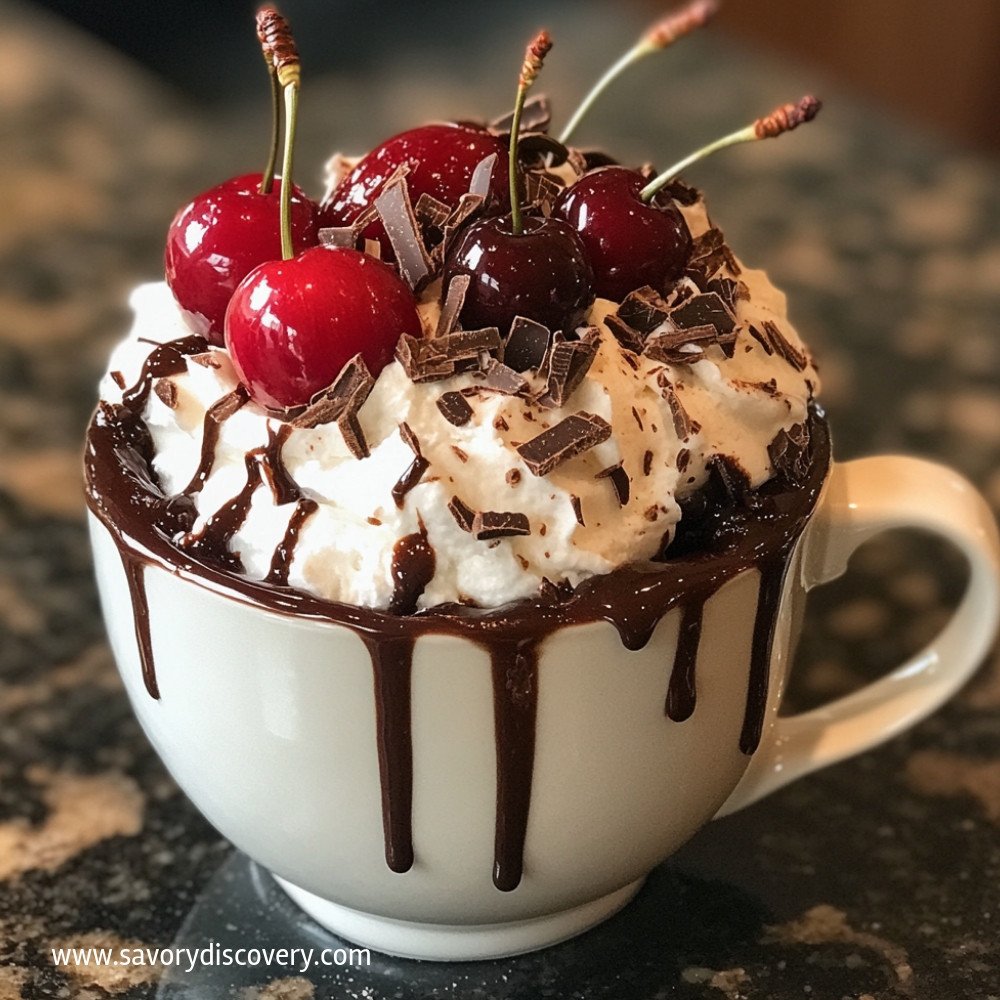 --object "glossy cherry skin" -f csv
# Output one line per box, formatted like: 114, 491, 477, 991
165, 173, 321, 345
323, 123, 510, 260
224, 247, 422, 410
554, 165, 692, 302
443, 215, 594, 334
